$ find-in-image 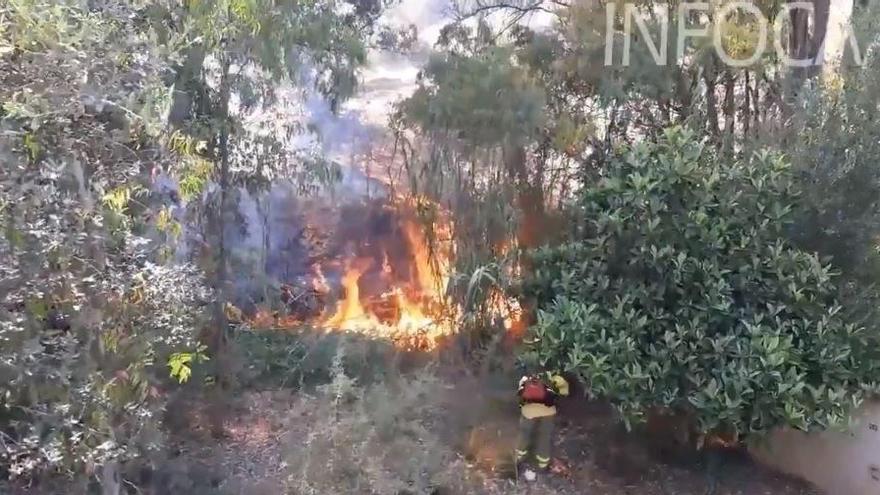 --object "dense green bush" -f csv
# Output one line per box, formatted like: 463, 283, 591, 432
523, 127, 879, 439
